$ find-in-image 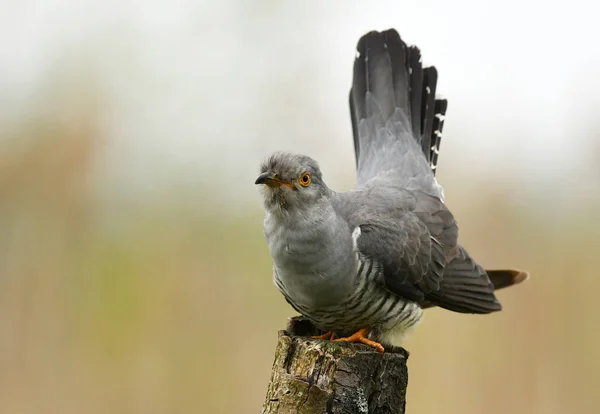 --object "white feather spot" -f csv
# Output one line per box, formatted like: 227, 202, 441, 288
355, 50, 361, 59
435, 113, 445, 121
435, 179, 445, 202
425, 86, 431, 94
352, 226, 362, 252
